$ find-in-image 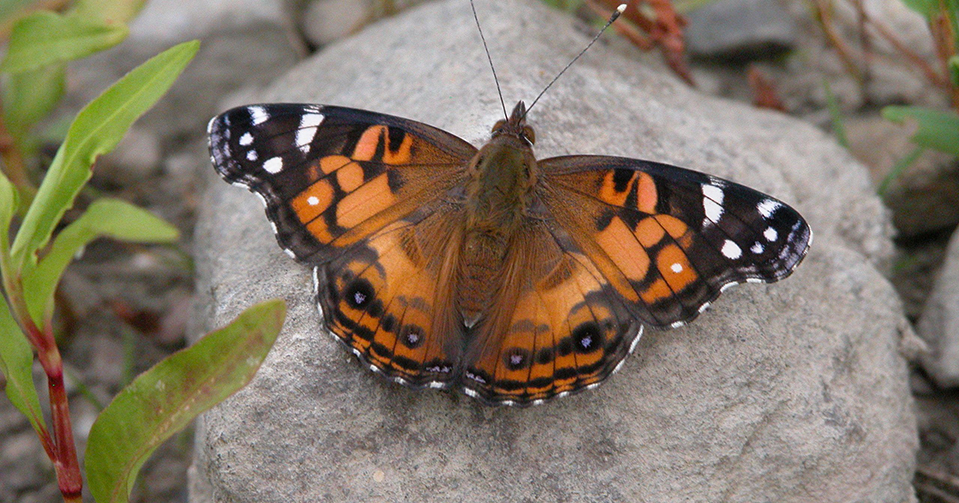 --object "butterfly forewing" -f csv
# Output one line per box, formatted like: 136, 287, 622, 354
208, 104, 476, 263
538, 155, 812, 329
